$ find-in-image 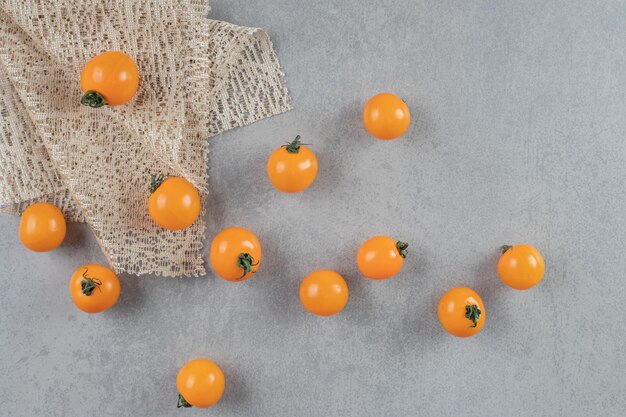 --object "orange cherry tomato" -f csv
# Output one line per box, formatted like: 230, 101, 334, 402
176, 359, 225, 409
69, 264, 120, 314
18, 202, 66, 252
299, 270, 349, 316
362, 92, 410, 140
267, 135, 318, 193
437, 287, 485, 338
497, 244, 545, 290
210, 227, 262, 282
80, 51, 139, 107
356, 236, 408, 280
148, 175, 201, 231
